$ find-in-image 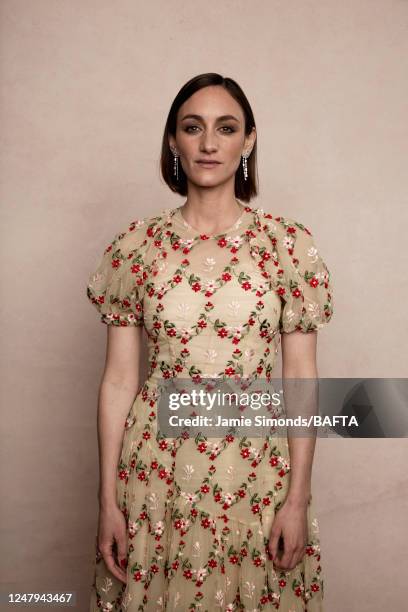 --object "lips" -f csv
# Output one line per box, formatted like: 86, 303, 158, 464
196, 160, 221, 167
